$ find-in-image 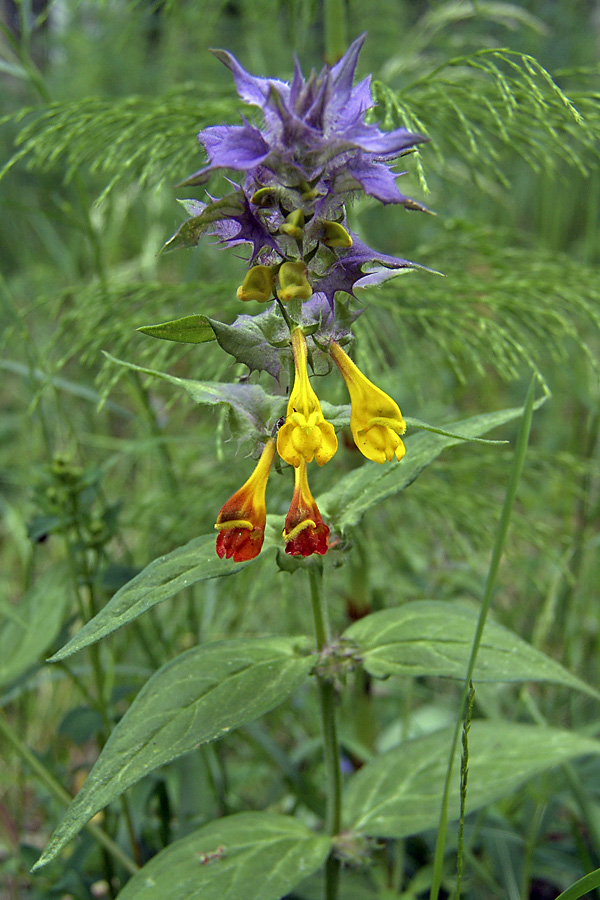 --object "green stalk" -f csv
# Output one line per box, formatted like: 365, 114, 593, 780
429, 375, 536, 900
276, 296, 294, 333
324, 0, 348, 66
129, 369, 179, 495
309, 565, 342, 900
0, 710, 138, 876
